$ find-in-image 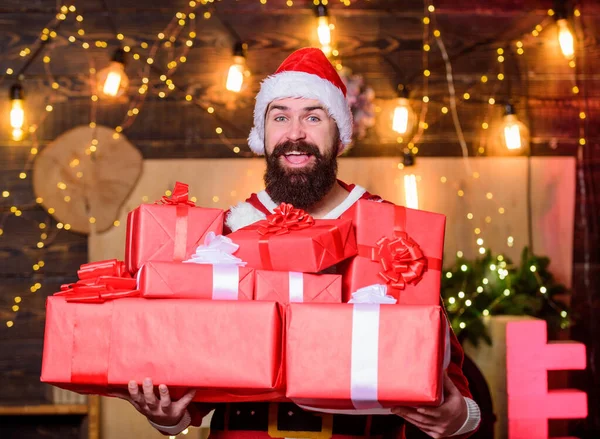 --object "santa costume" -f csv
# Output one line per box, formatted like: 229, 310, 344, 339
152, 47, 481, 439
